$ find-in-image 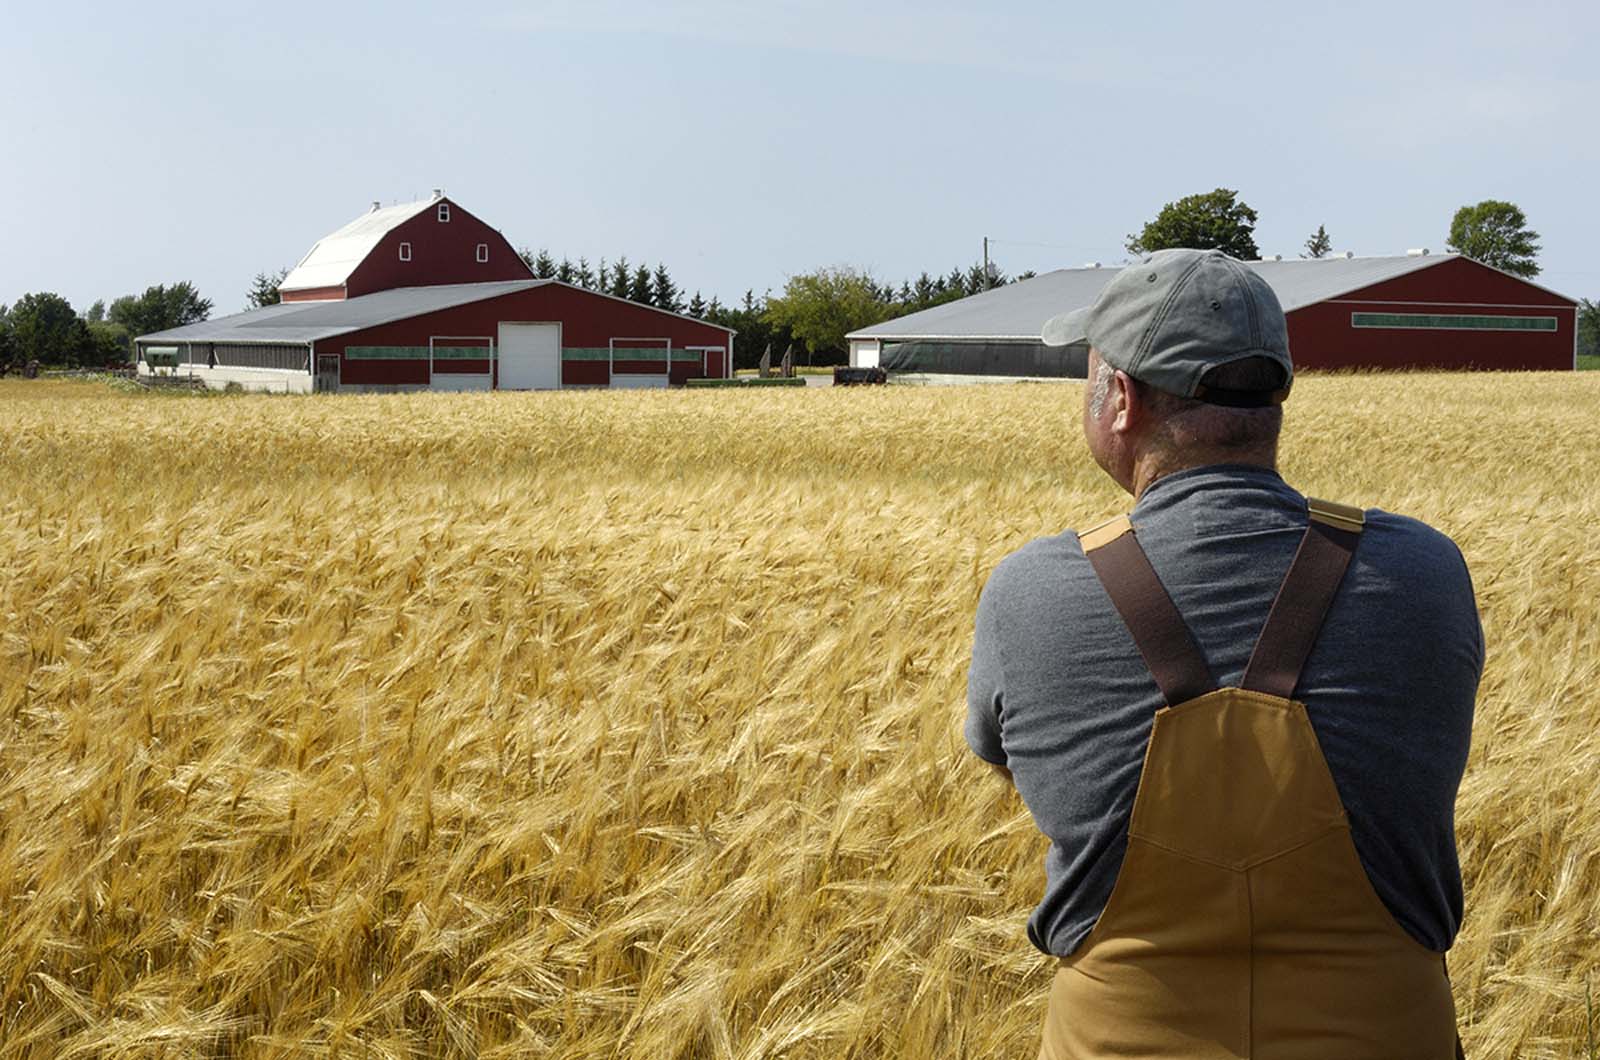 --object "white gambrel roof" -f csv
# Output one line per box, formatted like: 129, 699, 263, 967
848, 253, 1570, 342
279, 197, 443, 293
